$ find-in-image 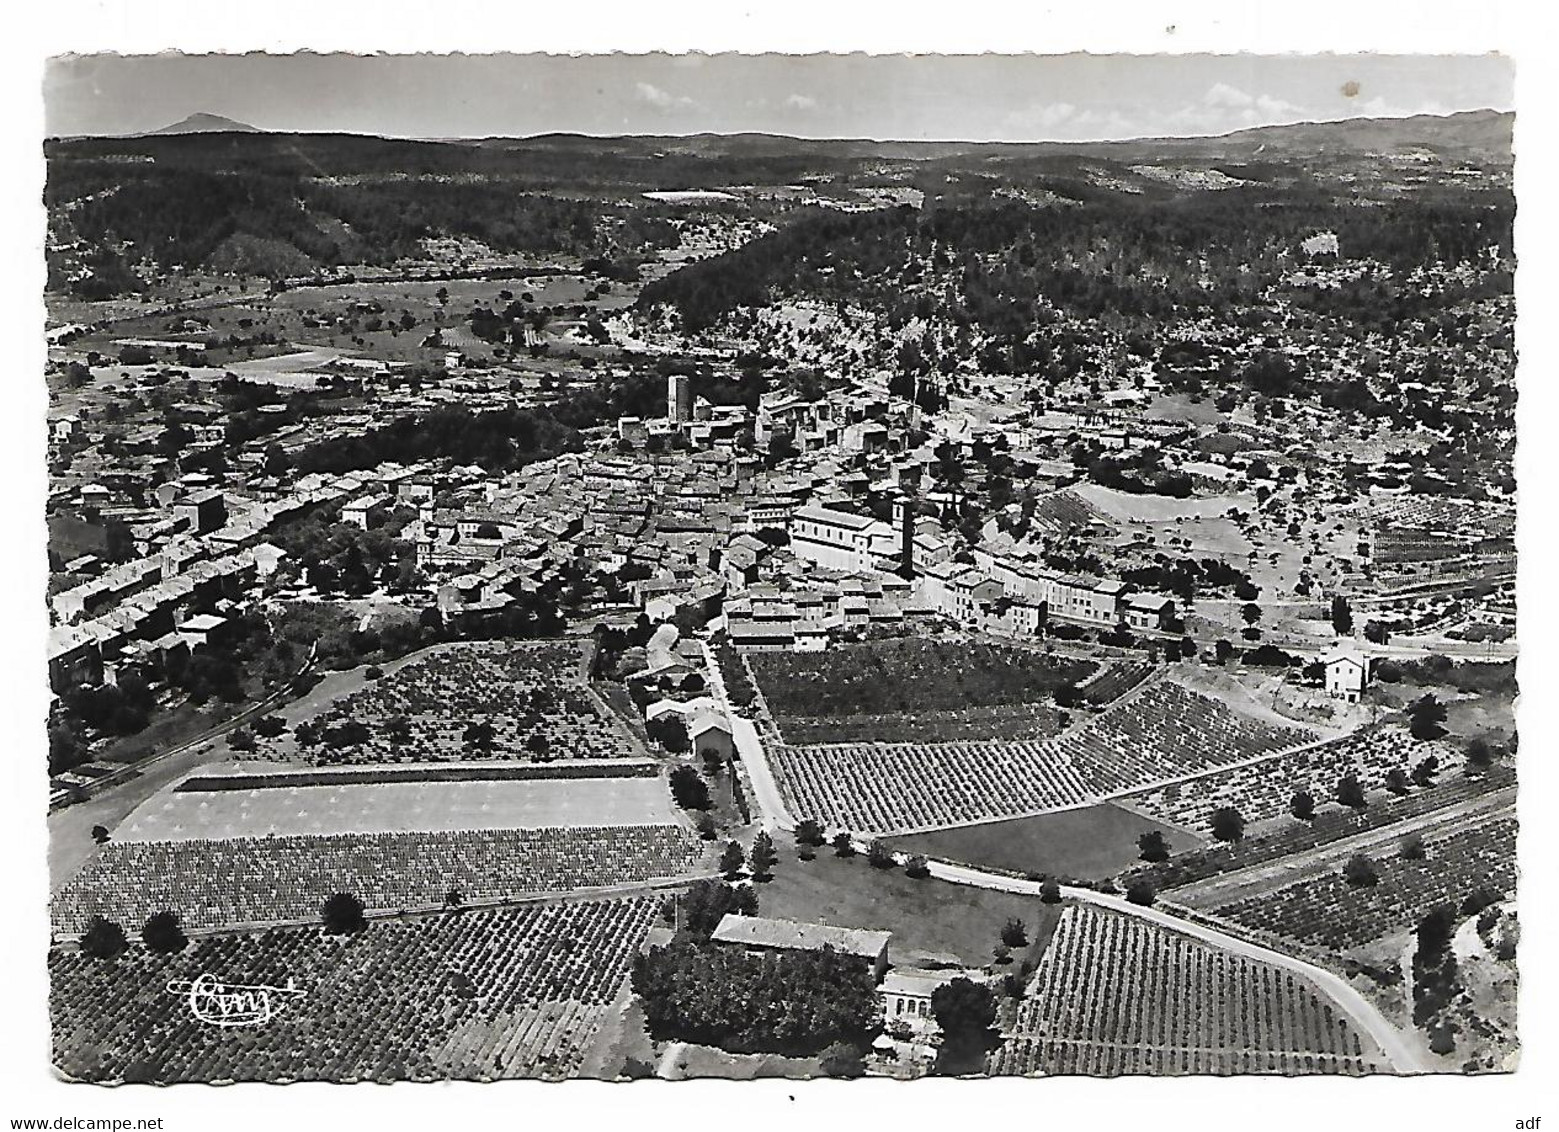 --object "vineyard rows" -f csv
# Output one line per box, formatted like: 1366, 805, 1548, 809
53, 824, 704, 934
50, 896, 661, 1083
769, 681, 1316, 834
991, 905, 1384, 1076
